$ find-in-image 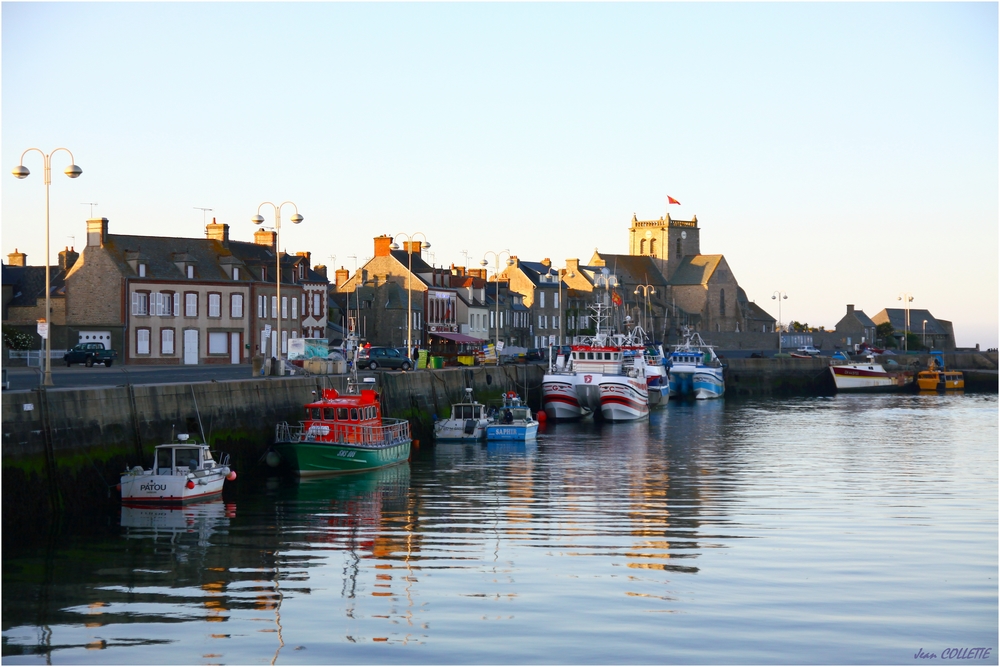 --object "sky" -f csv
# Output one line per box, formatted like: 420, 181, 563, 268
3, 2, 997, 348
